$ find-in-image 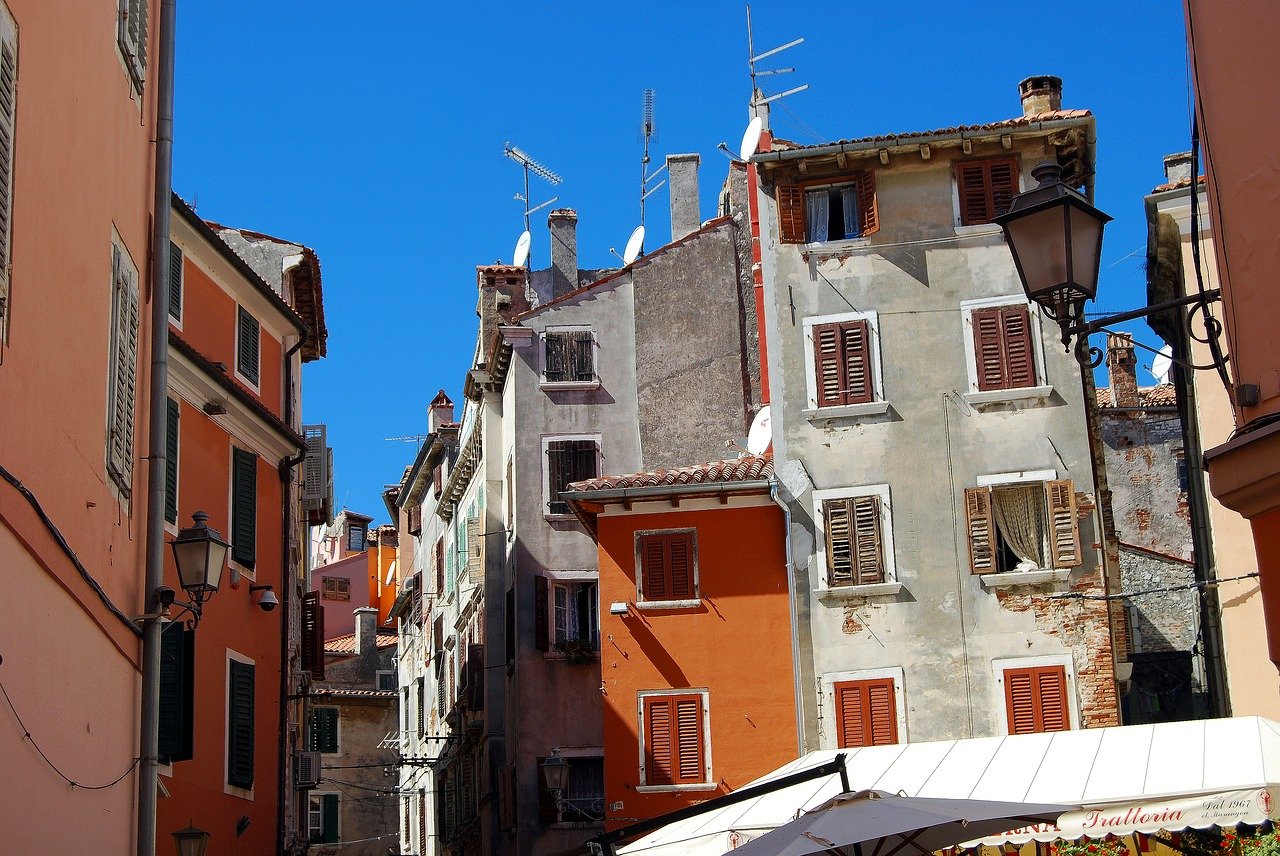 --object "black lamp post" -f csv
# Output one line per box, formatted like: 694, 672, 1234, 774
171, 825, 210, 856
168, 510, 229, 622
